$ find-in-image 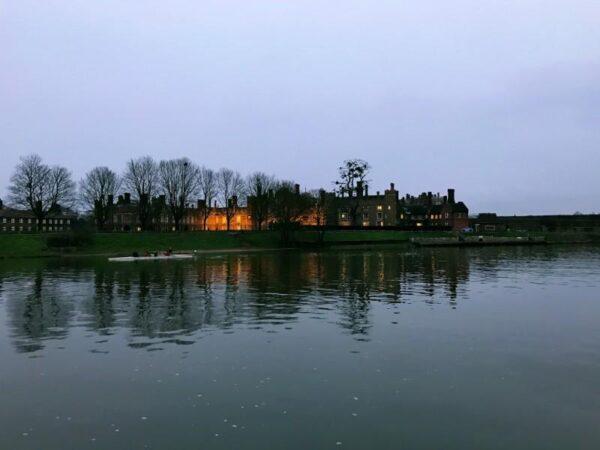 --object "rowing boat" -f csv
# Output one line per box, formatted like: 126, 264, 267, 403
108, 254, 194, 262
